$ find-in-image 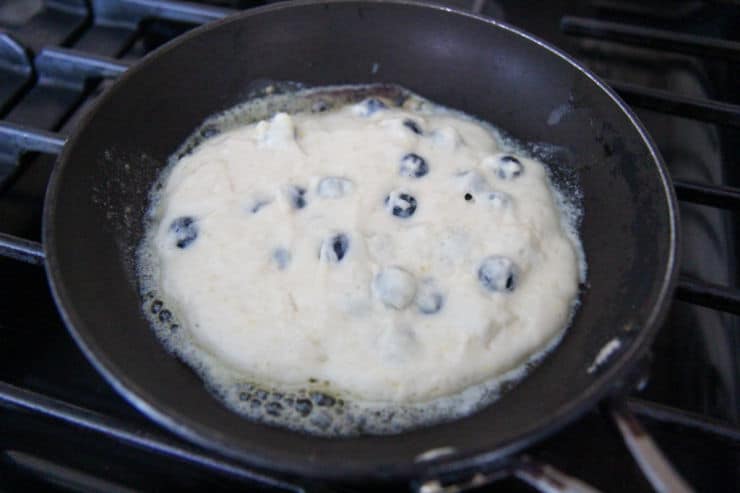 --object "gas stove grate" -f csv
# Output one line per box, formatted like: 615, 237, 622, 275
561, 16, 740, 62
0, 1, 738, 491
